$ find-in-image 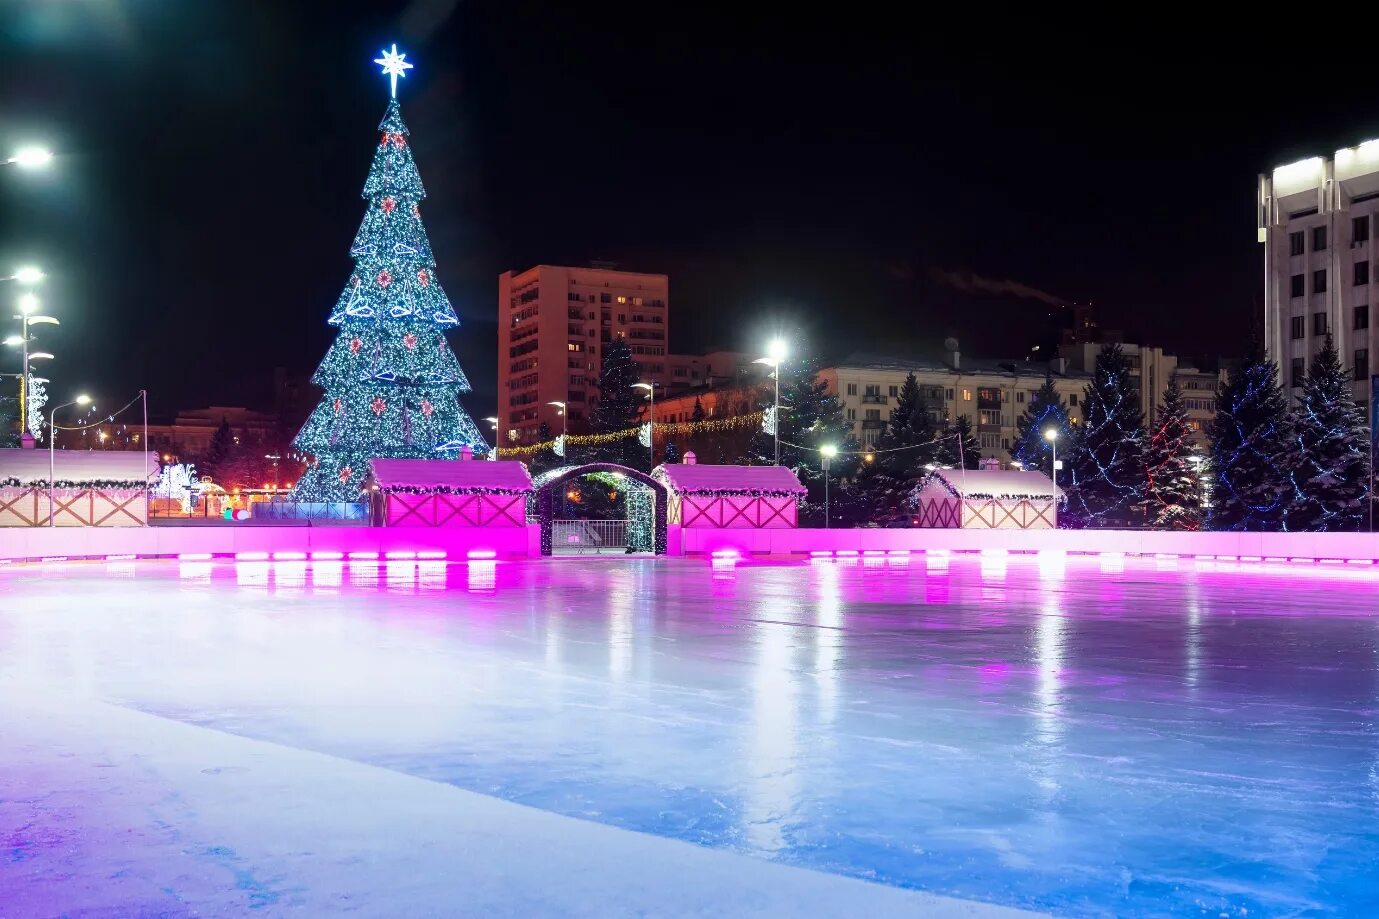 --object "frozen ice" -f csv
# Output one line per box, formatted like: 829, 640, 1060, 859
2, 553, 1378, 916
